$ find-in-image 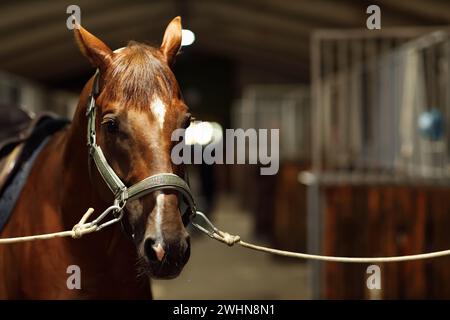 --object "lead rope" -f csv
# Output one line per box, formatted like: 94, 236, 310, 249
3, 208, 450, 263
190, 211, 450, 263
0, 205, 123, 244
